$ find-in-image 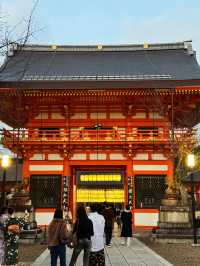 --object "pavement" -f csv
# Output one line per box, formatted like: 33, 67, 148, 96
31, 237, 173, 266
